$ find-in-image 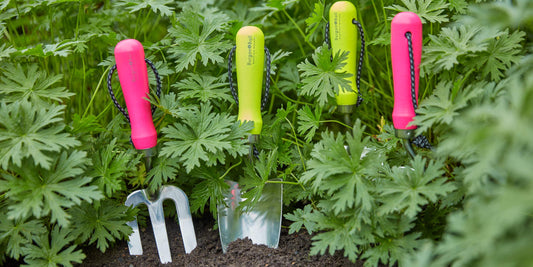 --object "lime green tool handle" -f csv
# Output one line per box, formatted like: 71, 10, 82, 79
329, 1, 358, 106
236, 26, 265, 135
